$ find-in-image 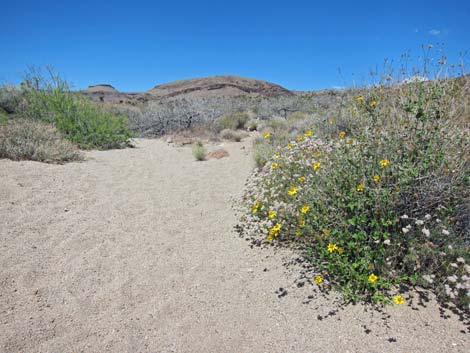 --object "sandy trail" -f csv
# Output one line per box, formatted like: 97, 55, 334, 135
0, 138, 468, 352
